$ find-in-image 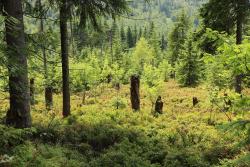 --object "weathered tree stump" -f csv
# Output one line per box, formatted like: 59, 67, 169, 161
45, 86, 53, 110
114, 83, 120, 91
107, 74, 112, 83
30, 78, 35, 105
155, 96, 163, 114
193, 97, 199, 107
130, 75, 140, 111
